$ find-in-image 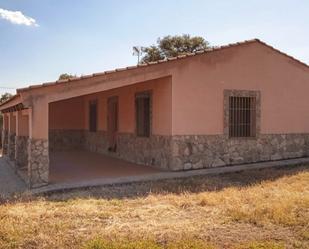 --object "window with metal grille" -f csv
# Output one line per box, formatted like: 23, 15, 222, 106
229, 96, 256, 137
89, 100, 97, 132
135, 92, 151, 137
